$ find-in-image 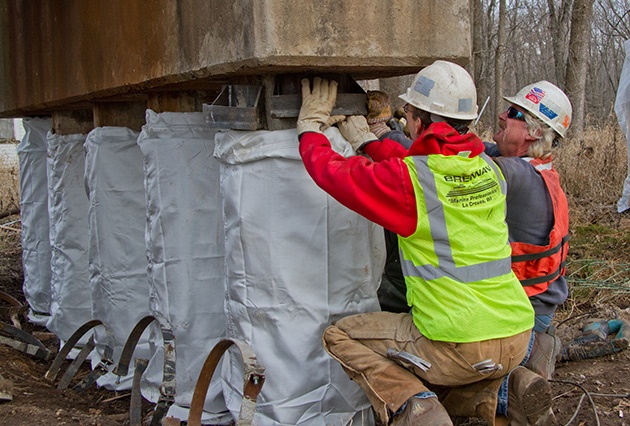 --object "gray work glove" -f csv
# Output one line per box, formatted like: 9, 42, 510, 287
297, 77, 345, 136
337, 115, 379, 152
